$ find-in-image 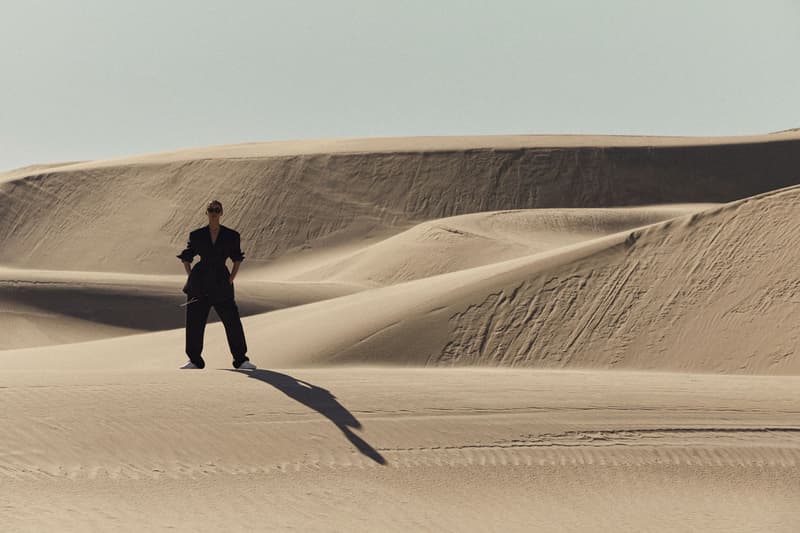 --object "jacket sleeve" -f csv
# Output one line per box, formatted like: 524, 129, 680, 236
229, 232, 245, 262
176, 232, 197, 263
